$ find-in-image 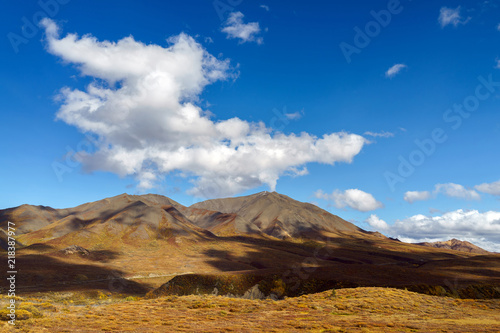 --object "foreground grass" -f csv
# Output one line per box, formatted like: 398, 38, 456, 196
1, 287, 499, 332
